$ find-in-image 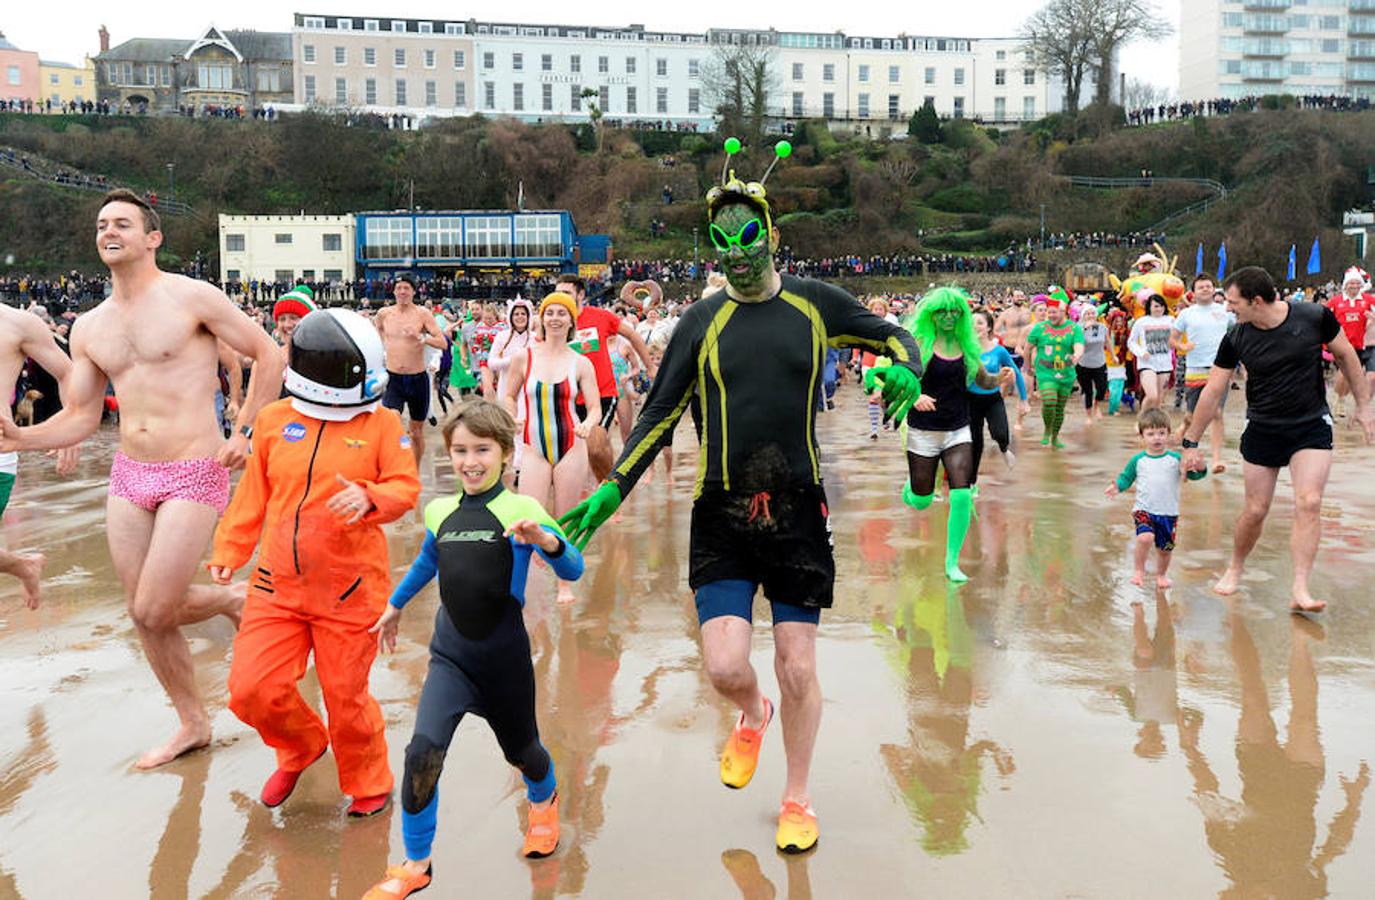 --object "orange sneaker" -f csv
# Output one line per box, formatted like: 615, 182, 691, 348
720, 696, 773, 789
523, 792, 560, 858
775, 800, 819, 854
362, 863, 432, 899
